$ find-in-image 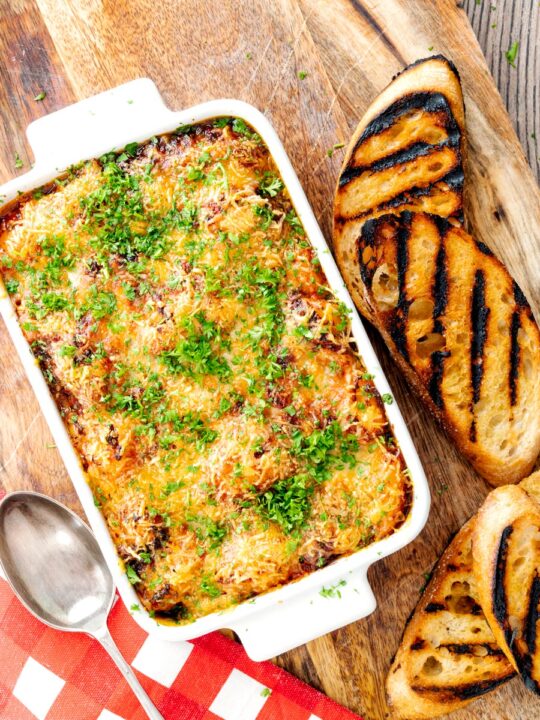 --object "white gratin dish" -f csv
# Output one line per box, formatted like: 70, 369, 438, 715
0, 78, 430, 661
